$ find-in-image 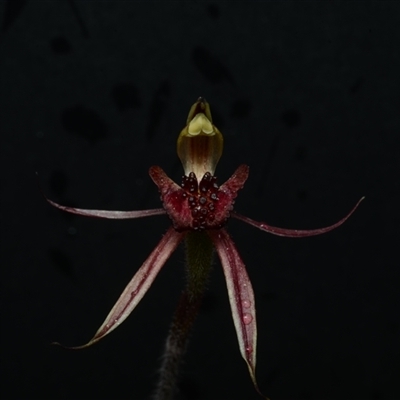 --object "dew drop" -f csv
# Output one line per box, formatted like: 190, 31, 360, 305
246, 345, 253, 354
242, 300, 251, 309
243, 313, 253, 325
